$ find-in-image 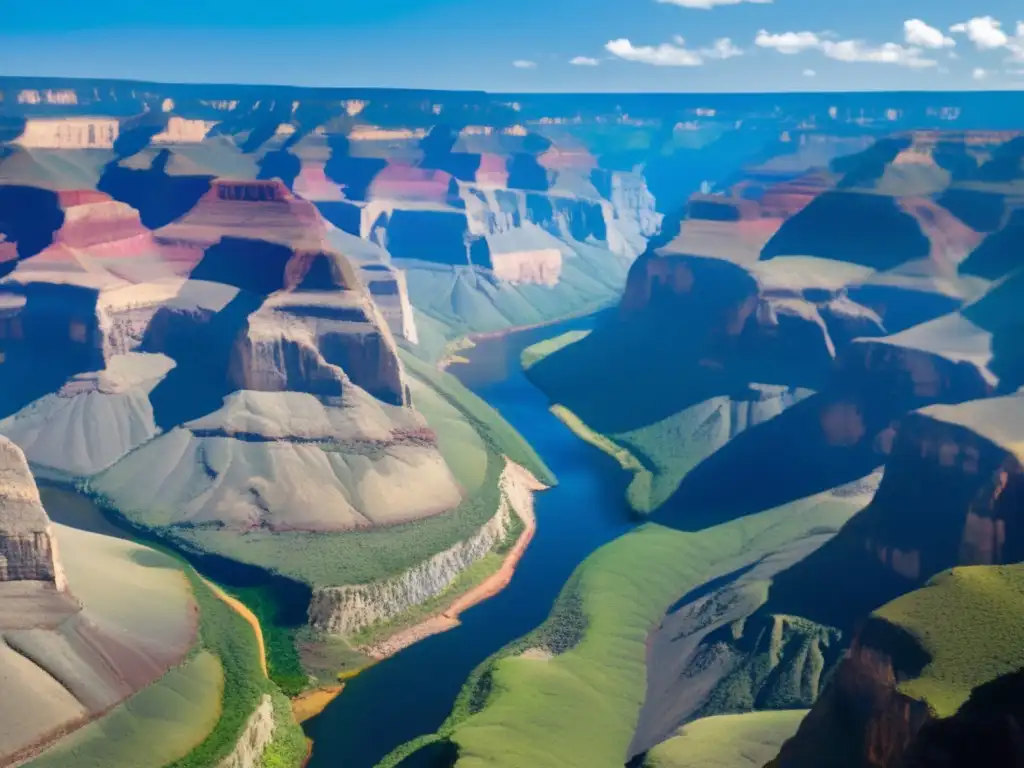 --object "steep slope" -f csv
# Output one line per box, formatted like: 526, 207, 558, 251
0, 437, 200, 765
0, 166, 552, 675
768, 564, 1024, 768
